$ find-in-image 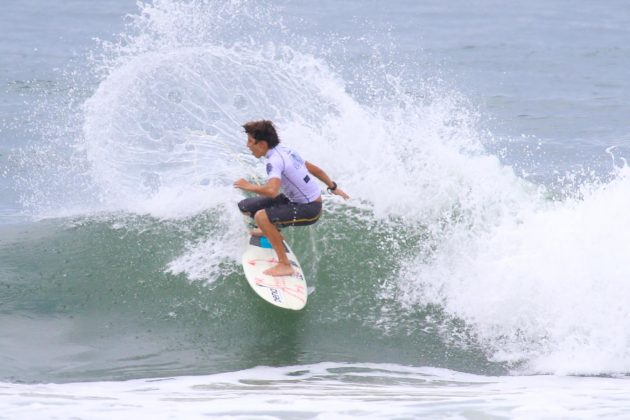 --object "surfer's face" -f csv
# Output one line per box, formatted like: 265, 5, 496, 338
246, 135, 267, 158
